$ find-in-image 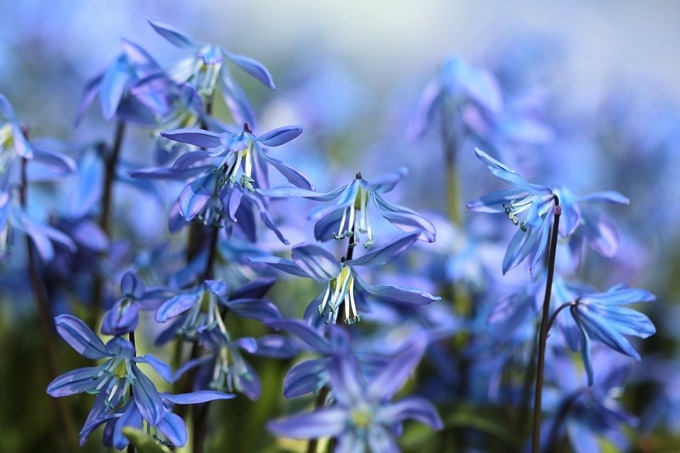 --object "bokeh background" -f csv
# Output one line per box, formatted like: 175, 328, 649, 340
2, 1, 680, 452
